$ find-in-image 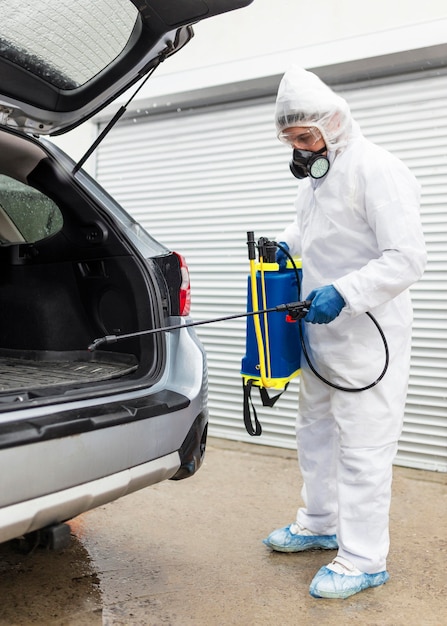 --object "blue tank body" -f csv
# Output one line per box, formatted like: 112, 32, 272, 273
241, 264, 302, 383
